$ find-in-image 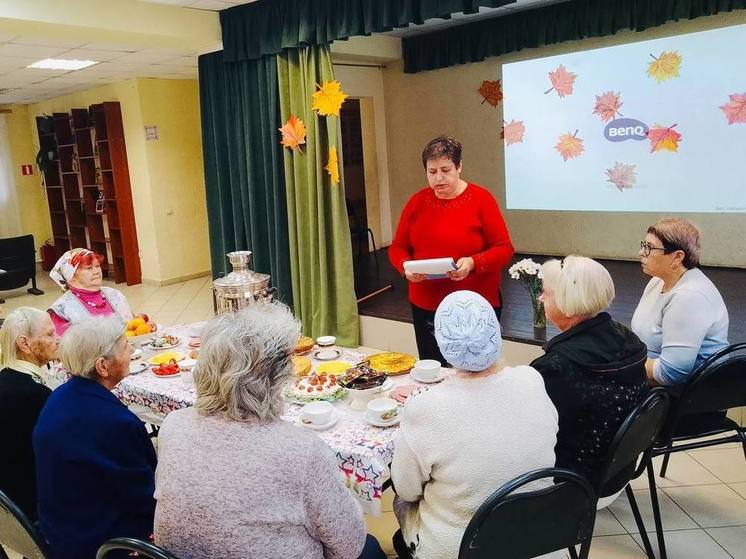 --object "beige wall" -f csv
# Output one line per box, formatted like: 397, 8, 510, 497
19, 78, 209, 284
382, 10, 746, 267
